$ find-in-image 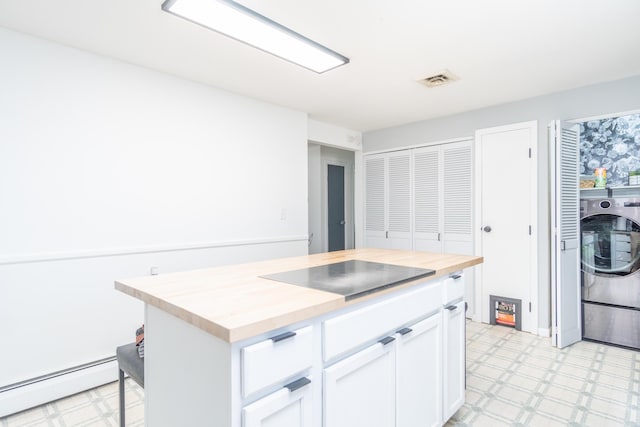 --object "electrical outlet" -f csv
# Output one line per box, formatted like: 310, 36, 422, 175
150, 266, 159, 276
